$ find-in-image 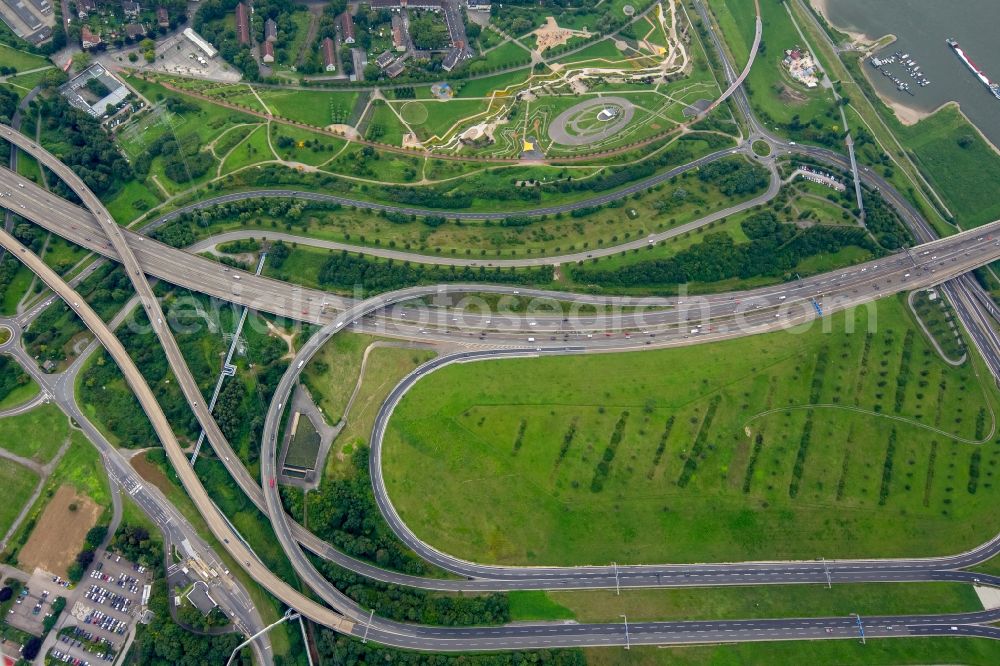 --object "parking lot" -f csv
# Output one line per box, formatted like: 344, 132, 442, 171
53, 553, 151, 665
5, 569, 67, 635
113, 32, 240, 82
